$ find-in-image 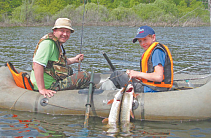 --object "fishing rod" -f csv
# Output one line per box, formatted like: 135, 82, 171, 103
78, 0, 86, 72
